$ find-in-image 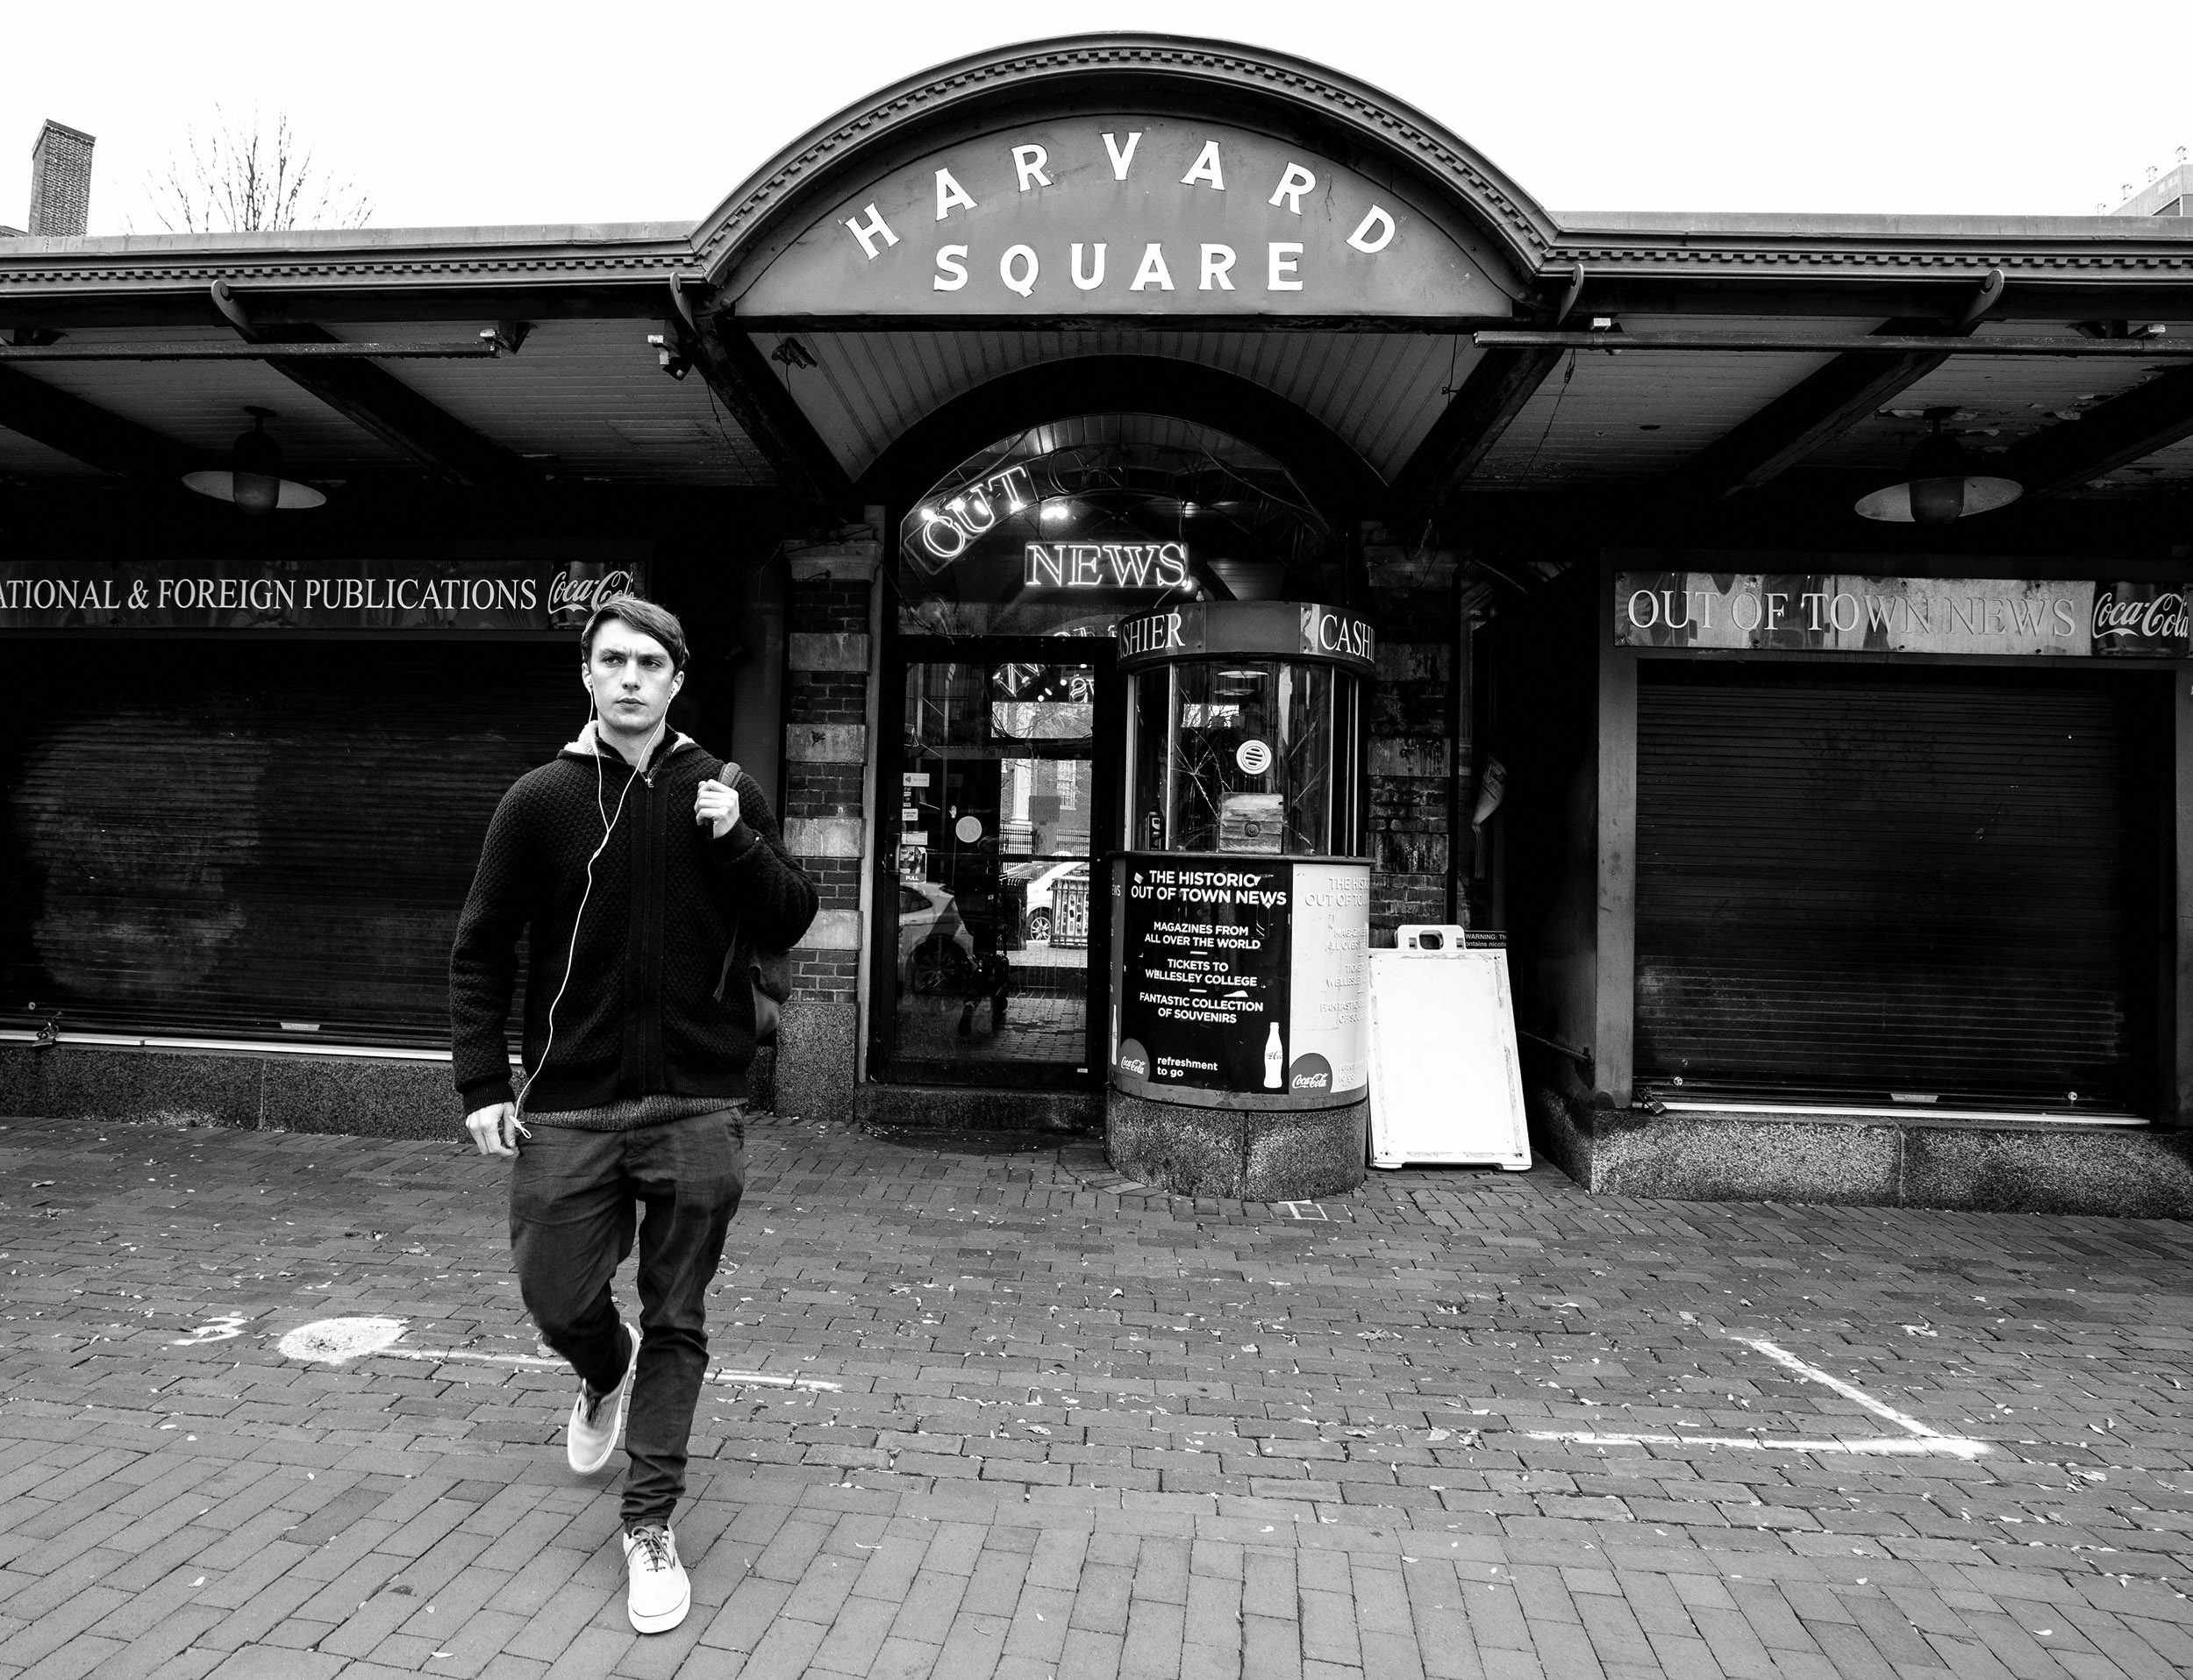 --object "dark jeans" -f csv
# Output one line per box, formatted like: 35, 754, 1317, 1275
510, 1107, 745, 1528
